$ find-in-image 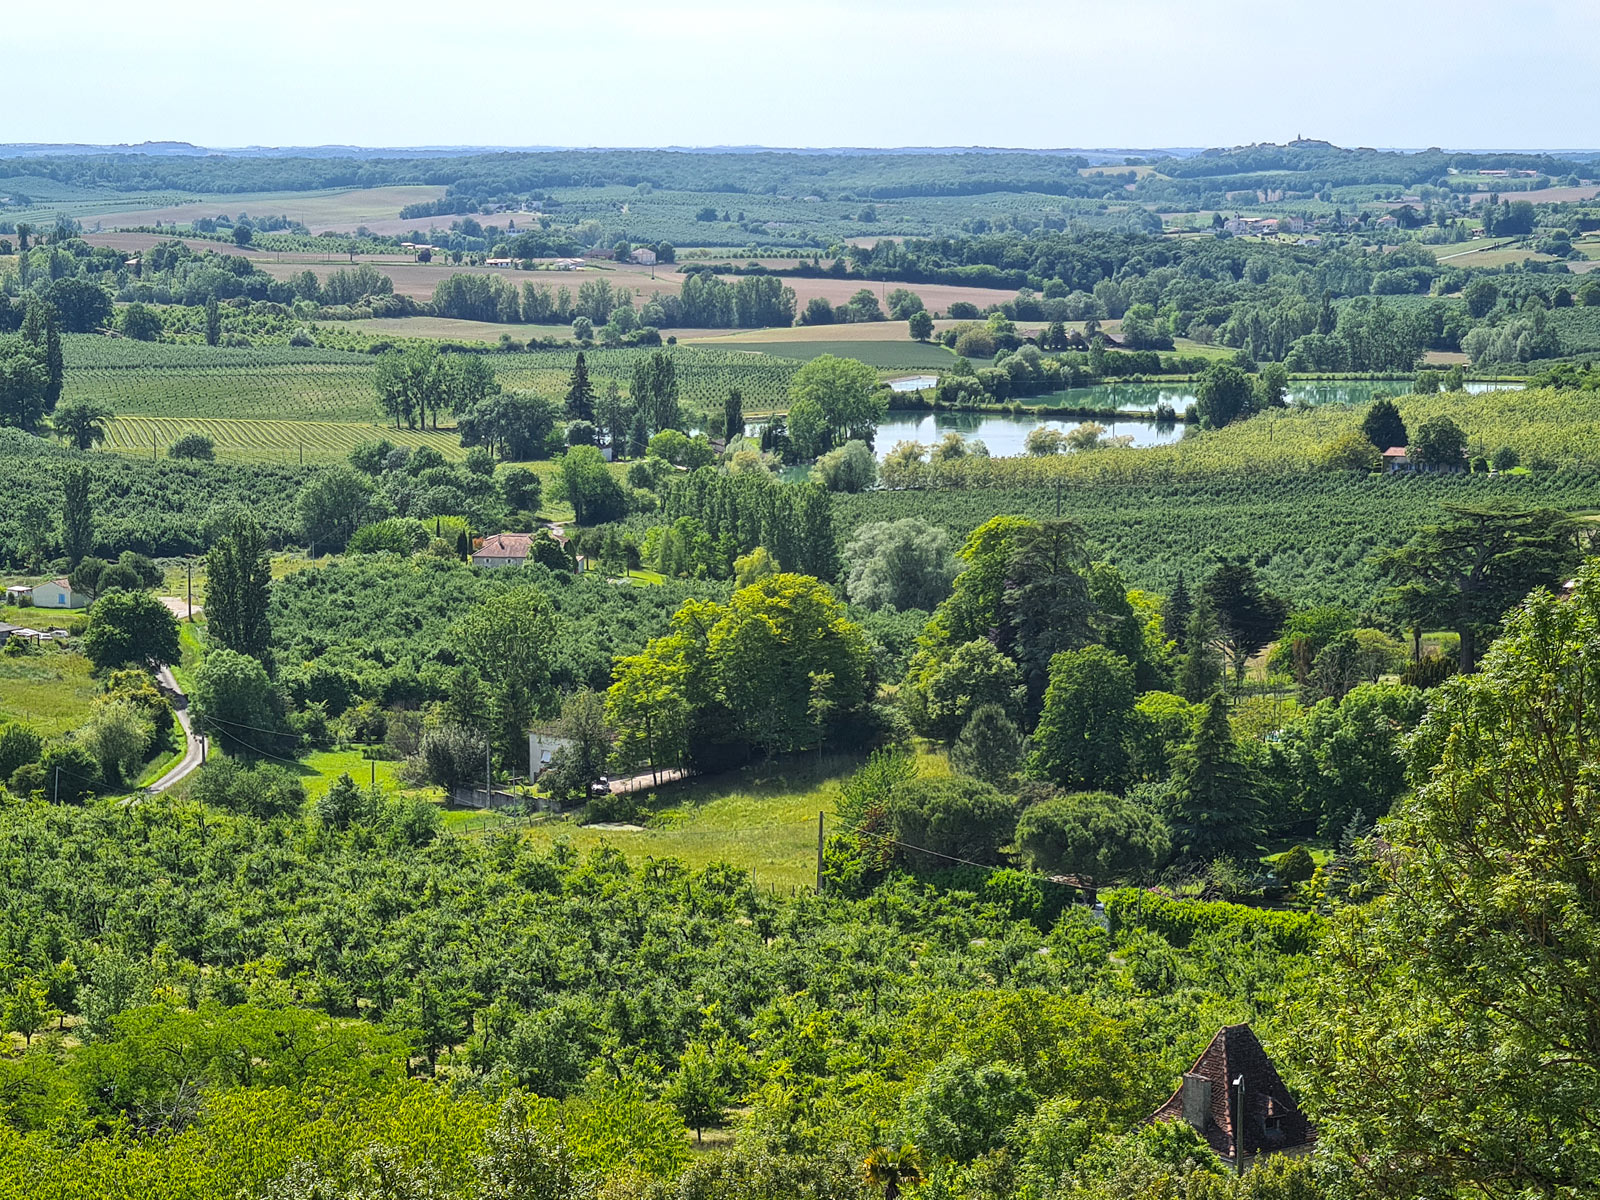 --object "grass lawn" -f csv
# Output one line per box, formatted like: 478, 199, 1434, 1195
299, 748, 409, 797
0, 604, 81, 633
169, 622, 205, 694
160, 553, 331, 607
514, 749, 948, 890
1169, 337, 1236, 360
0, 644, 99, 738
